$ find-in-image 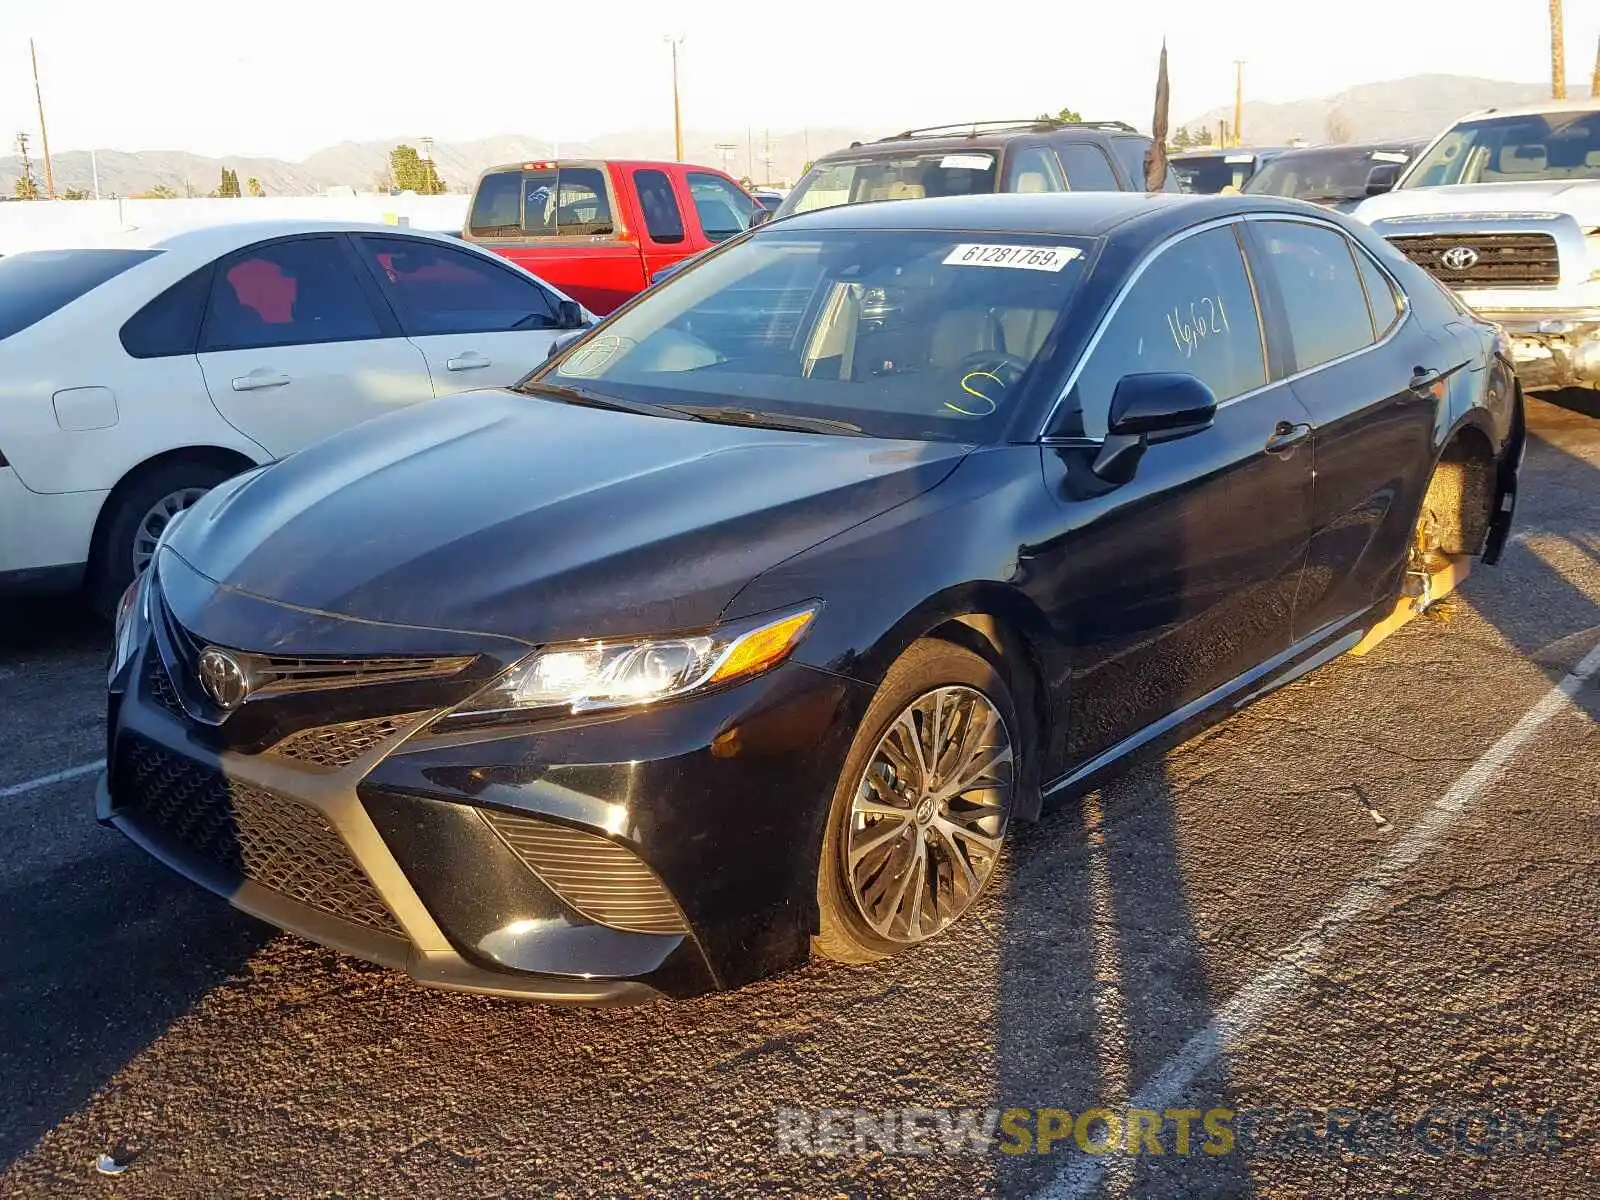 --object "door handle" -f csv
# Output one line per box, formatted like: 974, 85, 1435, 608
446, 352, 491, 372
231, 370, 291, 392
1264, 420, 1312, 455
